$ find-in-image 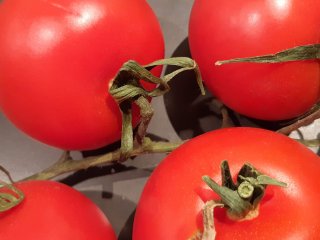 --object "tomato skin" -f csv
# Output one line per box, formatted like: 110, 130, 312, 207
189, 0, 320, 120
133, 127, 320, 239
1, 180, 116, 239
0, 0, 164, 150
